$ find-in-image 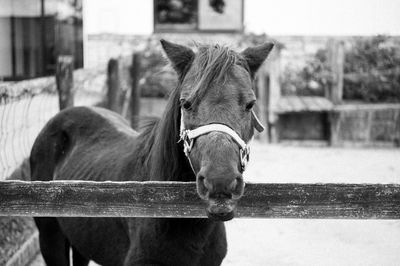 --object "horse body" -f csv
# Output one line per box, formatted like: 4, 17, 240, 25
30, 40, 273, 265
31, 106, 226, 265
